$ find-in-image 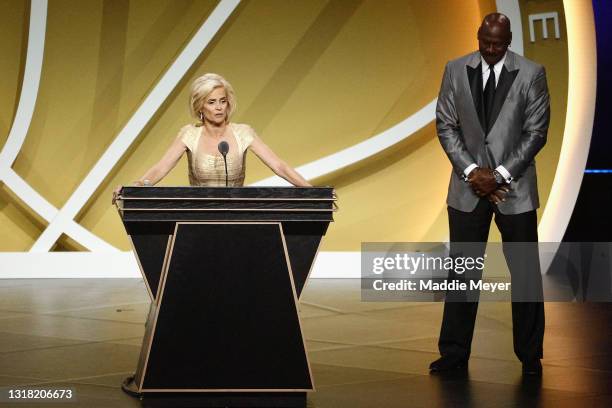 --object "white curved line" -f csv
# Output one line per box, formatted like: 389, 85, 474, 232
3, 168, 56, 220
0, 0, 116, 252
63, 220, 118, 252
30, 0, 241, 252
251, 99, 437, 186
4, 163, 117, 252
0, 0, 47, 172
539, 2, 596, 243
